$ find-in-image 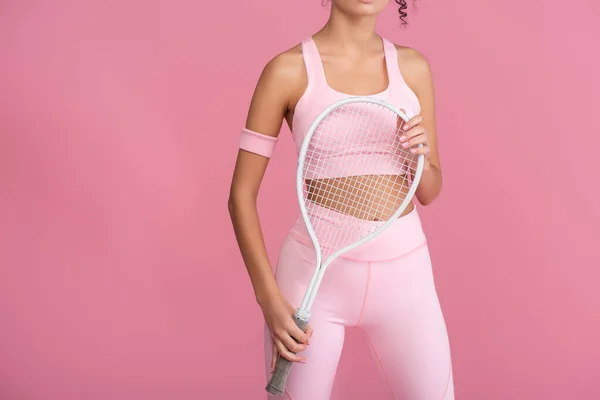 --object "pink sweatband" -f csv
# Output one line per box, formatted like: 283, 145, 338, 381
239, 128, 279, 158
